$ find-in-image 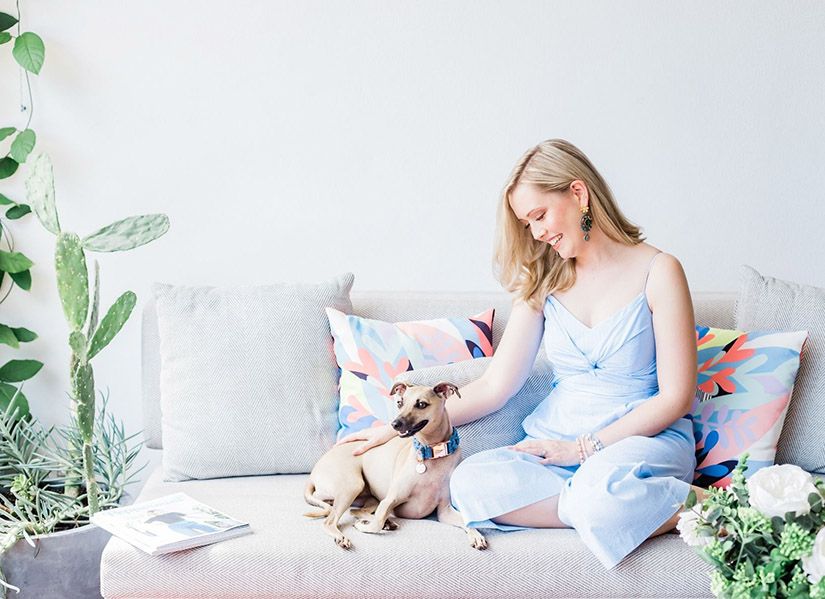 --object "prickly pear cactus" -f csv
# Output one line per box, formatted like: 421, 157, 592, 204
26, 152, 169, 515
82, 214, 170, 252
55, 233, 89, 331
